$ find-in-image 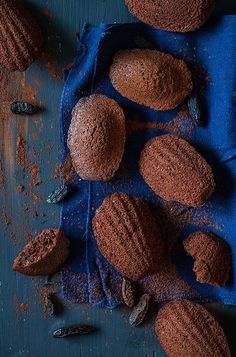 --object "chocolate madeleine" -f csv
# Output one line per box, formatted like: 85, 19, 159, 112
0, 0, 43, 71
67, 95, 126, 181
139, 134, 215, 207
183, 231, 231, 287
92, 192, 164, 281
155, 300, 231, 357
13, 228, 70, 276
125, 0, 215, 33
109, 49, 192, 111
